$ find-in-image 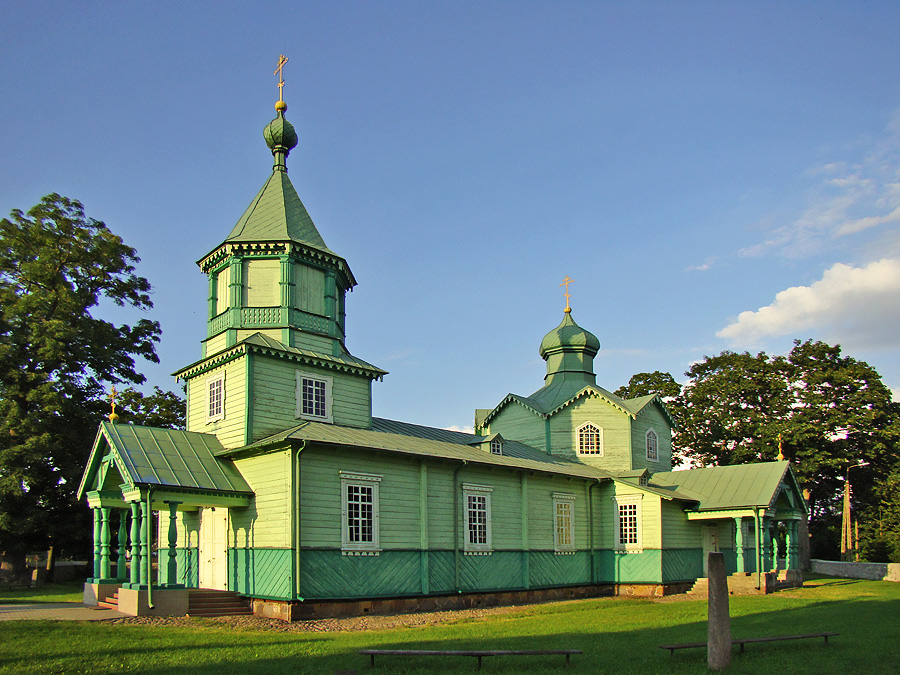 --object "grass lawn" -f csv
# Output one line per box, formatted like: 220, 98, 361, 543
0, 581, 84, 604
0, 577, 898, 674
